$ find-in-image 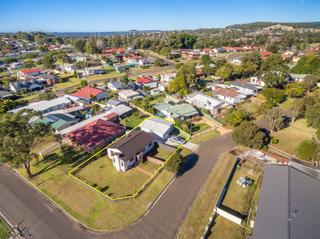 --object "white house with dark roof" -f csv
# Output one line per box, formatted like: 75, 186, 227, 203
107, 130, 155, 171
